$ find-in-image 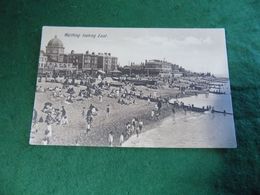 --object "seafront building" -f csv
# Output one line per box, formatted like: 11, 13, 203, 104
118, 60, 185, 78
97, 52, 118, 74
144, 59, 172, 76
38, 36, 118, 76
39, 36, 188, 78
